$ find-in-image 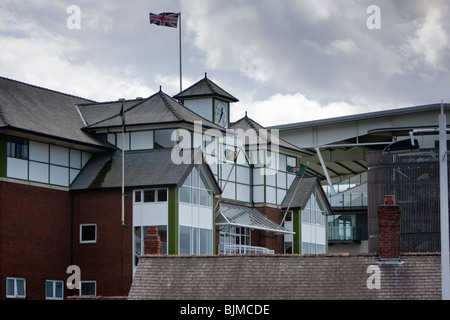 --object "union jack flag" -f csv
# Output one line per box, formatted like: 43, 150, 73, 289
149, 12, 179, 28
